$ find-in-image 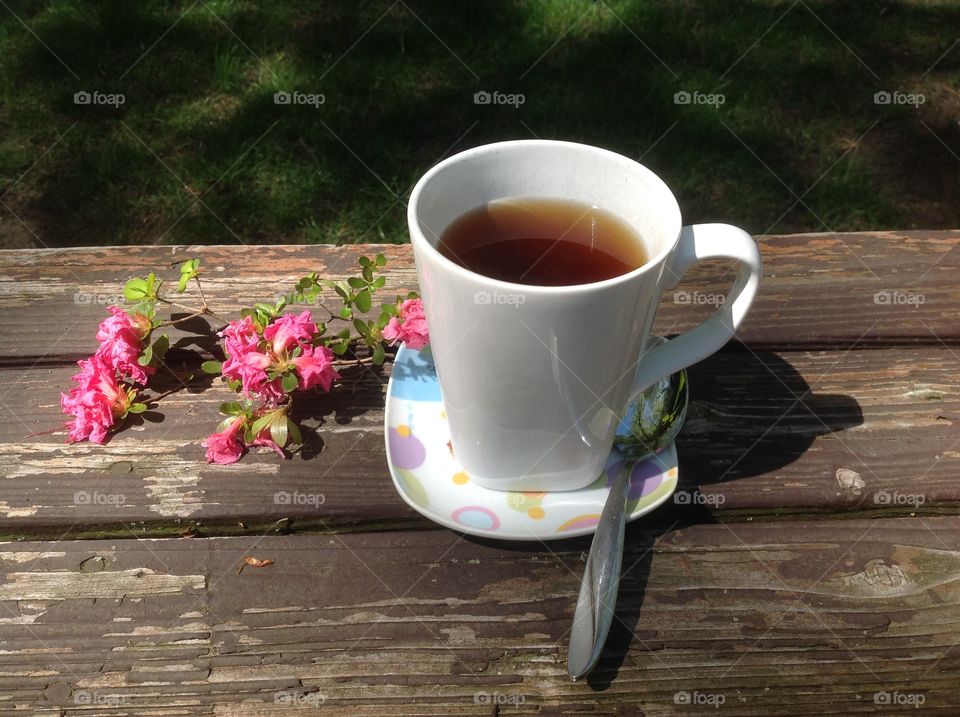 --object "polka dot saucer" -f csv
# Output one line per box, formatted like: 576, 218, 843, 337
385, 345, 680, 541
